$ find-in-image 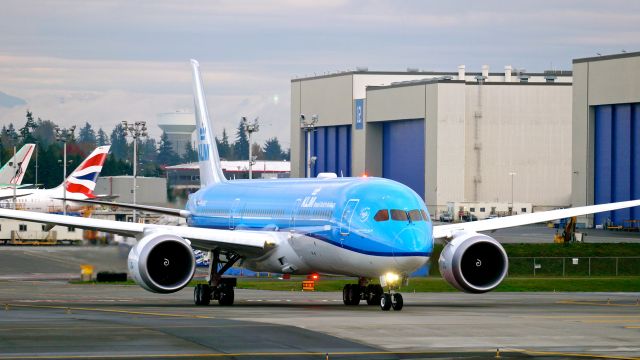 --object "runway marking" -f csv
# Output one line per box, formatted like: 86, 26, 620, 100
0, 349, 638, 360
625, 326, 640, 329
0, 324, 278, 332
516, 348, 640, 360
557, 300, 640, 307
6, 303, 215, 319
